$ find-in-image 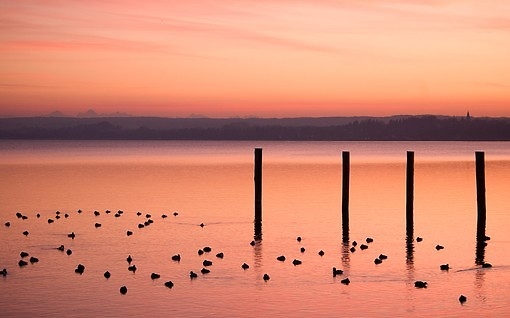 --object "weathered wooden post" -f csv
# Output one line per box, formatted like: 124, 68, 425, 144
475, 151, 487, 264
342, 151, 350, 242
254, 148, 262, 240
406, 151, 414, 234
